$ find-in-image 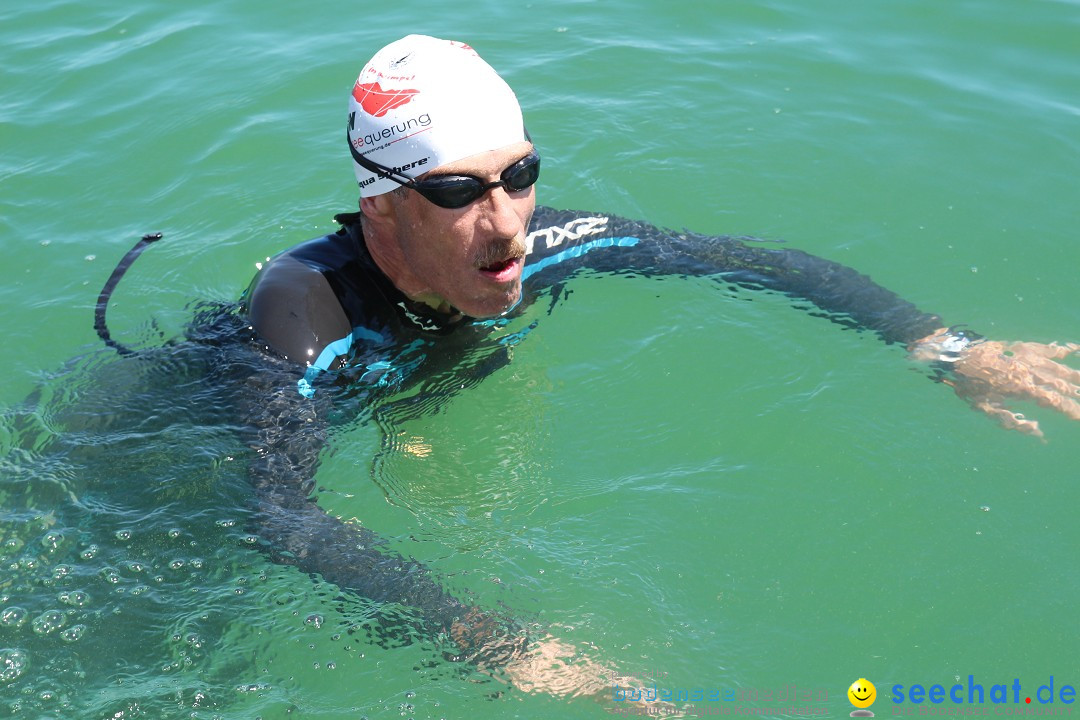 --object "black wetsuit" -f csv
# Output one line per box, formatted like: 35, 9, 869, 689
35, 205, 945, 675
245, 205, 942, 397
237, 206, 943, 655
